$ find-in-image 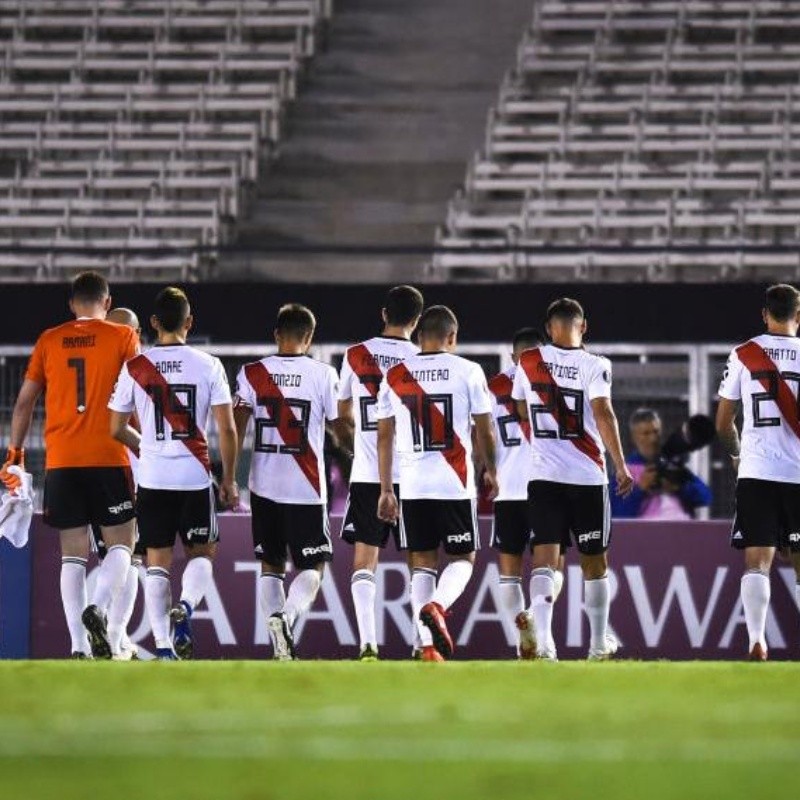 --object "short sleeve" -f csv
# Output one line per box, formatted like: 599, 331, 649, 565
586, 357, 612, 401
233, 365, 255, 409
323, 366, 339, 421
511, 360, 527, 402
108, 363, 136, 414
468, 364, 493, 415
210, 358, 232, 406
718, 349, 743, 401
375, 377, 395, 420
24, 334, 46, 386
337, 351, 354, 401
